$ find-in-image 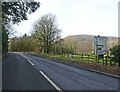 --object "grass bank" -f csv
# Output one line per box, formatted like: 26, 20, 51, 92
28, 52, 120, 77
